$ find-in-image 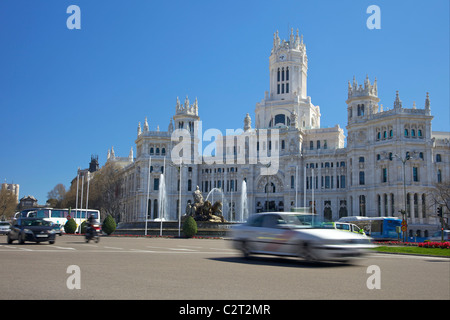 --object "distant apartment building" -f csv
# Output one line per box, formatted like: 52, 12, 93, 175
1, 182, 19, 202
